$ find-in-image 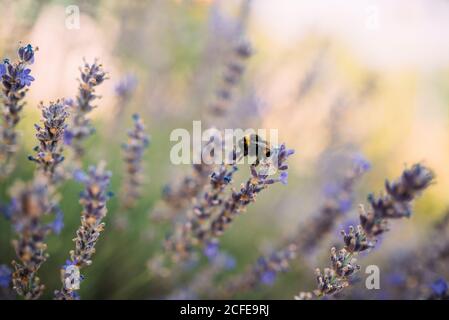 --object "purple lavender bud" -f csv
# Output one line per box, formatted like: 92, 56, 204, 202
17, 68, 34, 86
62, 259, 76, 270
9, 175, 59, 299
73, 169, 88, 183
18, 44, 35, 64
337, 218, 358, 237
200, 144, 294, 243
115, 73, 137, 98
0, 63, 6, 78
120, 114, 150, 209
204, 241, 220, 260
310, 164, 434, 298
338, 197, 352, 212
55, 162, 111, 300
63, 97, 74, 107
0, 44, 36, 176
431, 278, 448, 296
30, 101, 69, 181
50, 208, 64, 235
279, 171, 288, 185
323, 183, 339, 197
260, 270, 276, 286
67, 60, 108, 160
63, 129, 74, 146
0, 264, 12, 288
223, 254, 237, 270
352, 153, 371, 173
0, 200, 14, 220
209, 36, 253, 116
385, 164, 434, 202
